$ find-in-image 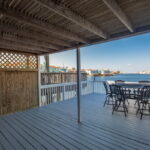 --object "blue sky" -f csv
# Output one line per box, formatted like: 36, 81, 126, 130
41, 33, 150, 73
